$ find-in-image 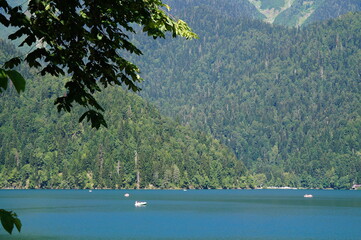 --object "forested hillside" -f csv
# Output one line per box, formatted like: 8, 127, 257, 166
166, 0, 264, 20
0, 40, 248, 189
133, 4, 361, 189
